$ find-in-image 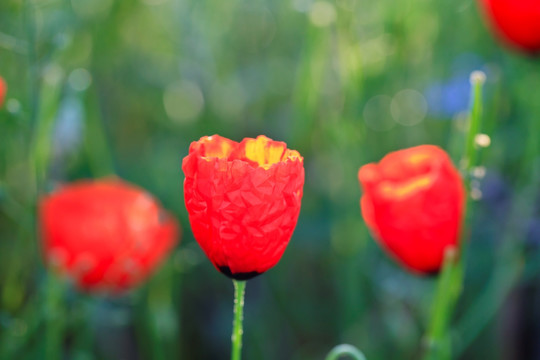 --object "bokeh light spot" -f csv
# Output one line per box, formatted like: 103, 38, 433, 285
475, 133, 491, 148
68, 68, 92, 92
43, 64, 64, 86
309, 1, 337, 27
164, 81, 204, 124
470, 70, 486, 85
471, 186, 483, 201
6, 99, 21, 114
391, 89, 428, 126
472, 166, 487, 179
